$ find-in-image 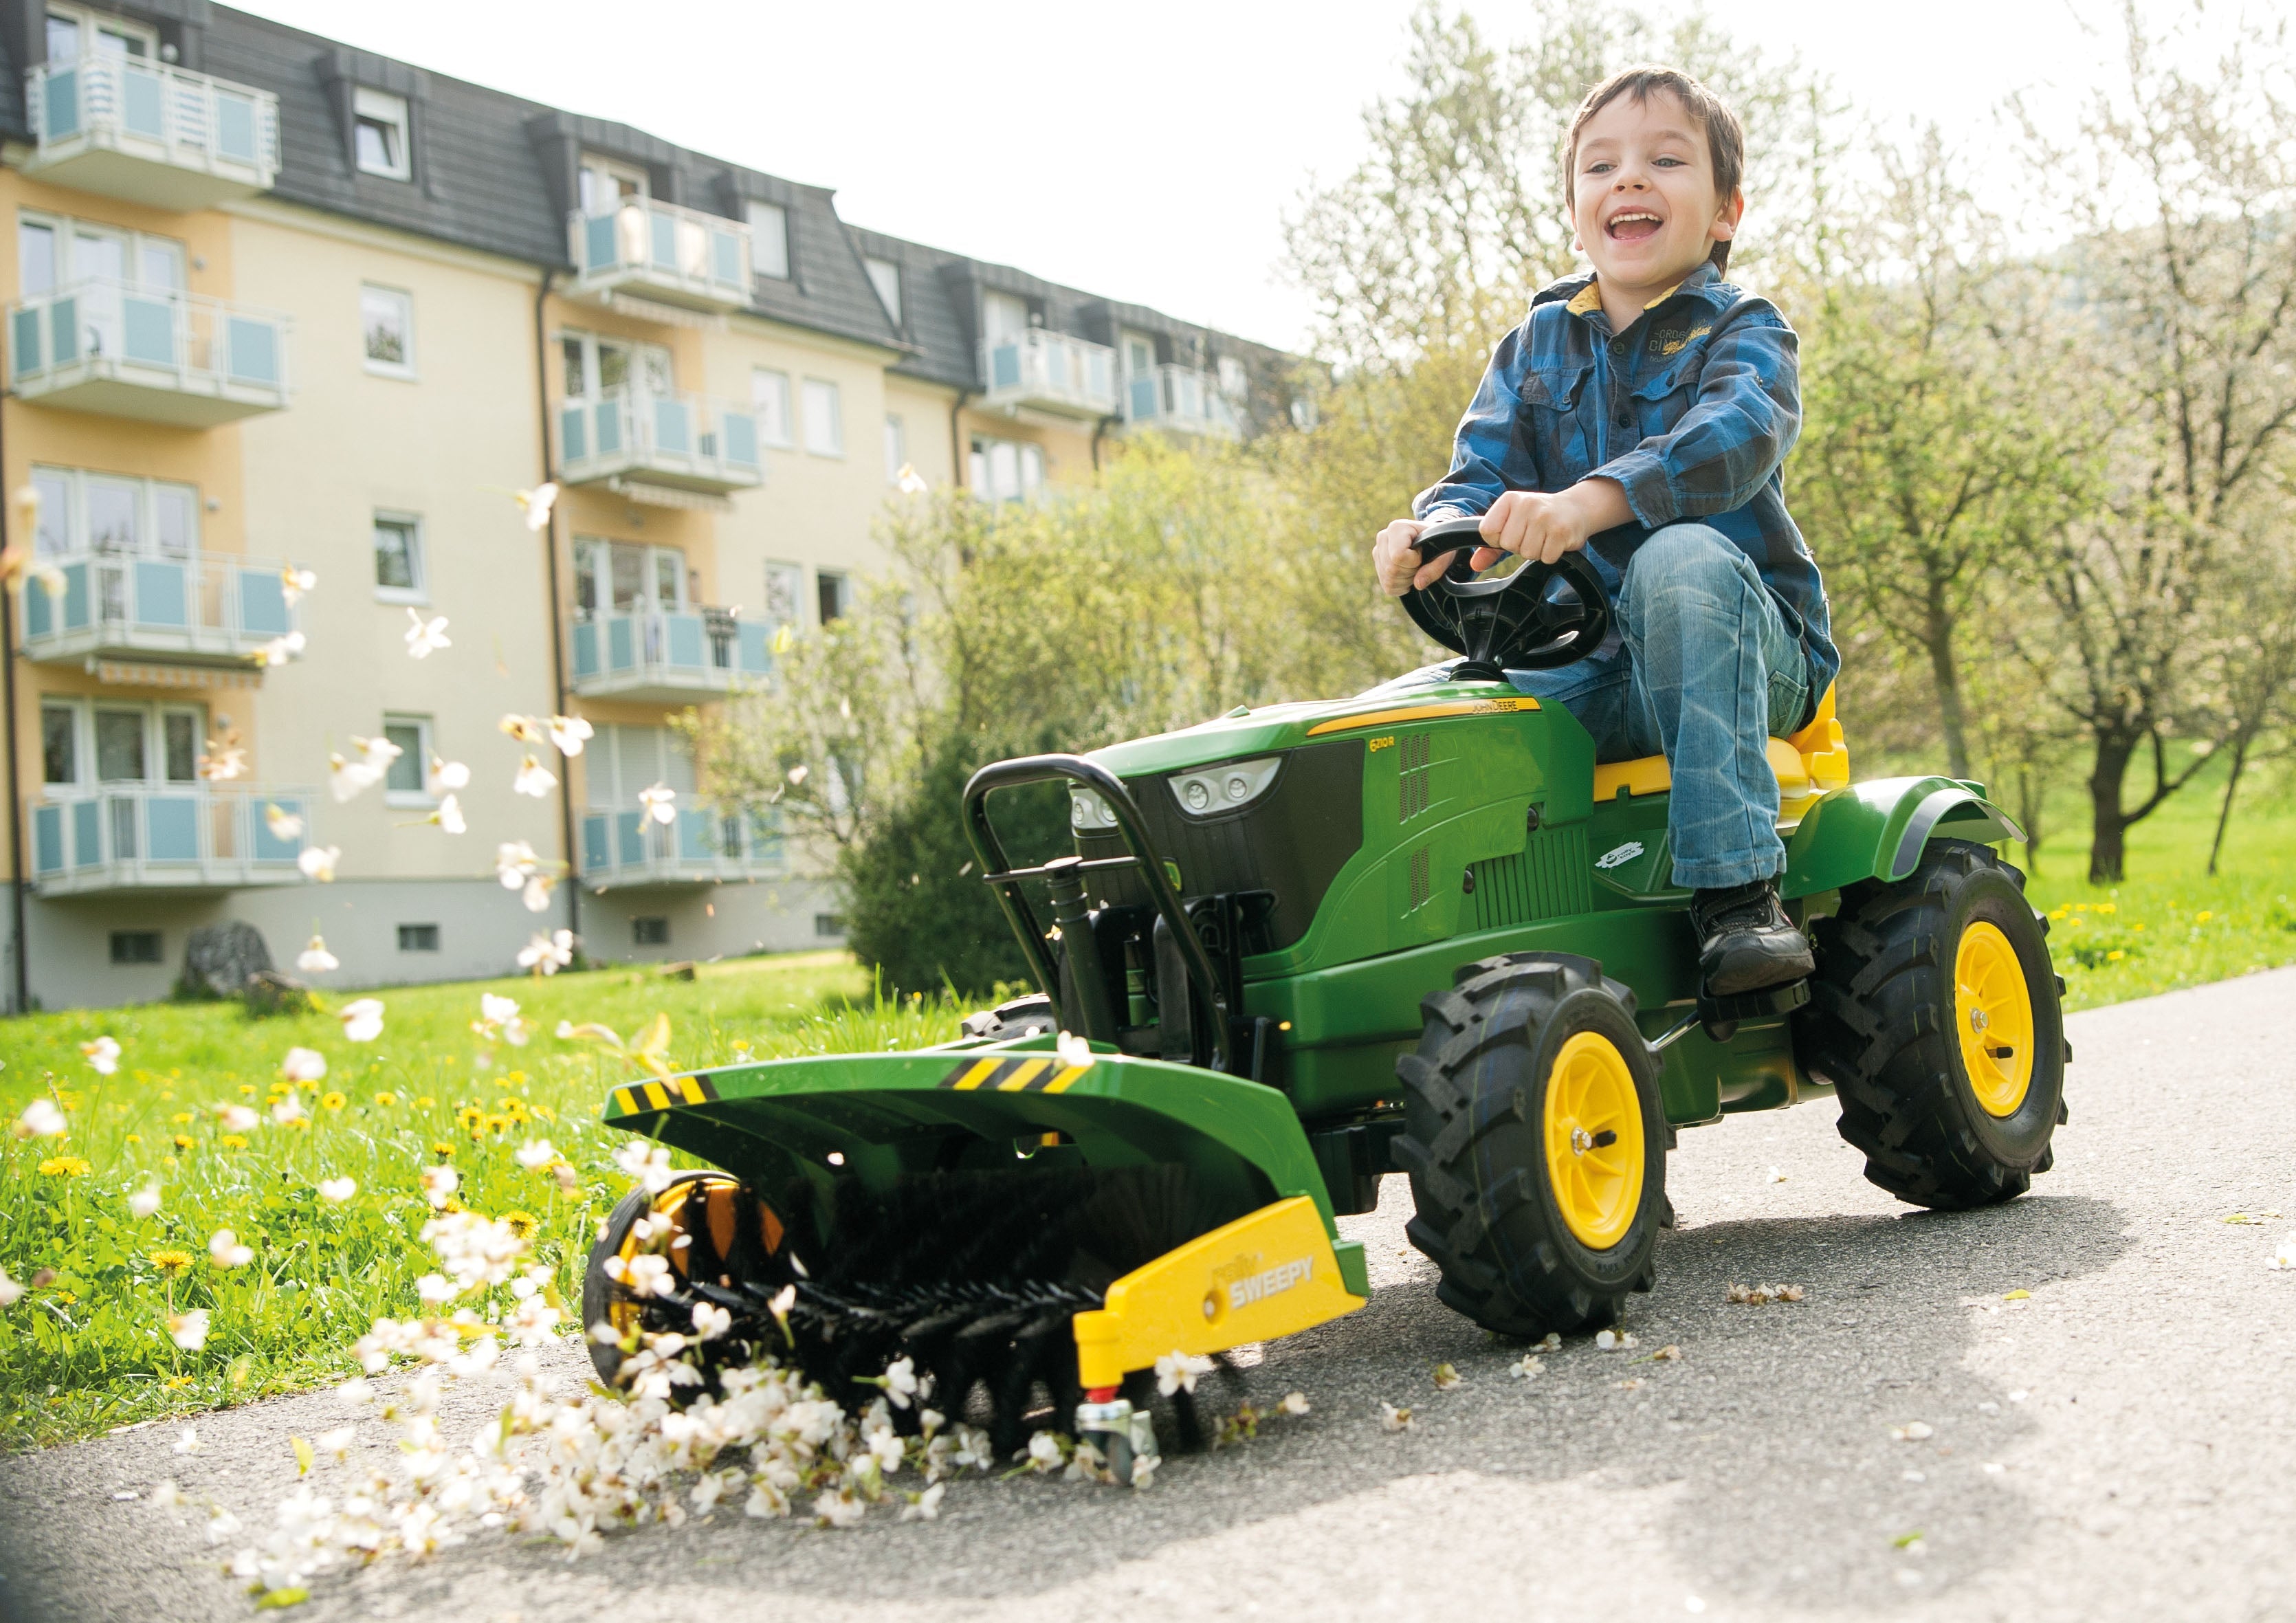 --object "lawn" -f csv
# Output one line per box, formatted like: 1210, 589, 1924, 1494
2, 755, 2290, 1453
